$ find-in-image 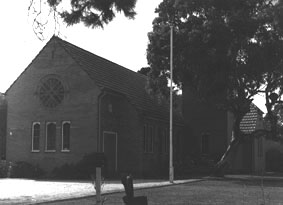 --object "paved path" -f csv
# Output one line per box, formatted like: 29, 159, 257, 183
39, 175, 283, 205
0, 178, 201, 204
